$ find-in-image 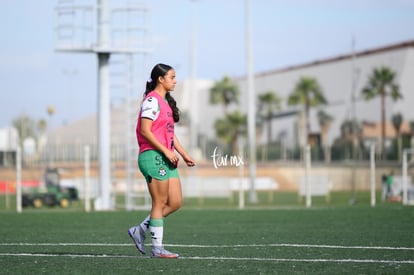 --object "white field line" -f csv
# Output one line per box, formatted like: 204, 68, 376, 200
0, 252, 413, 264
0, 243, 414, 251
